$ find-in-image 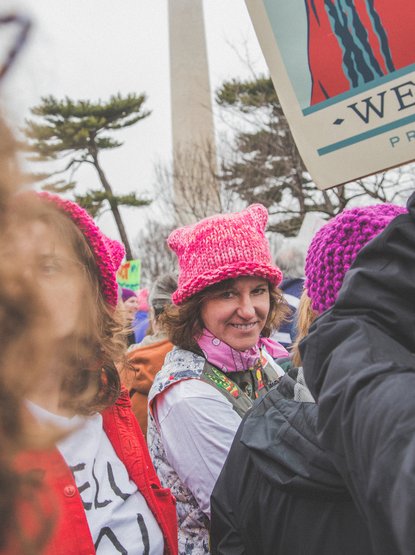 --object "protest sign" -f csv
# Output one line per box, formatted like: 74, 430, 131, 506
116, 259, 141, 291
245, 0, 415, 189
